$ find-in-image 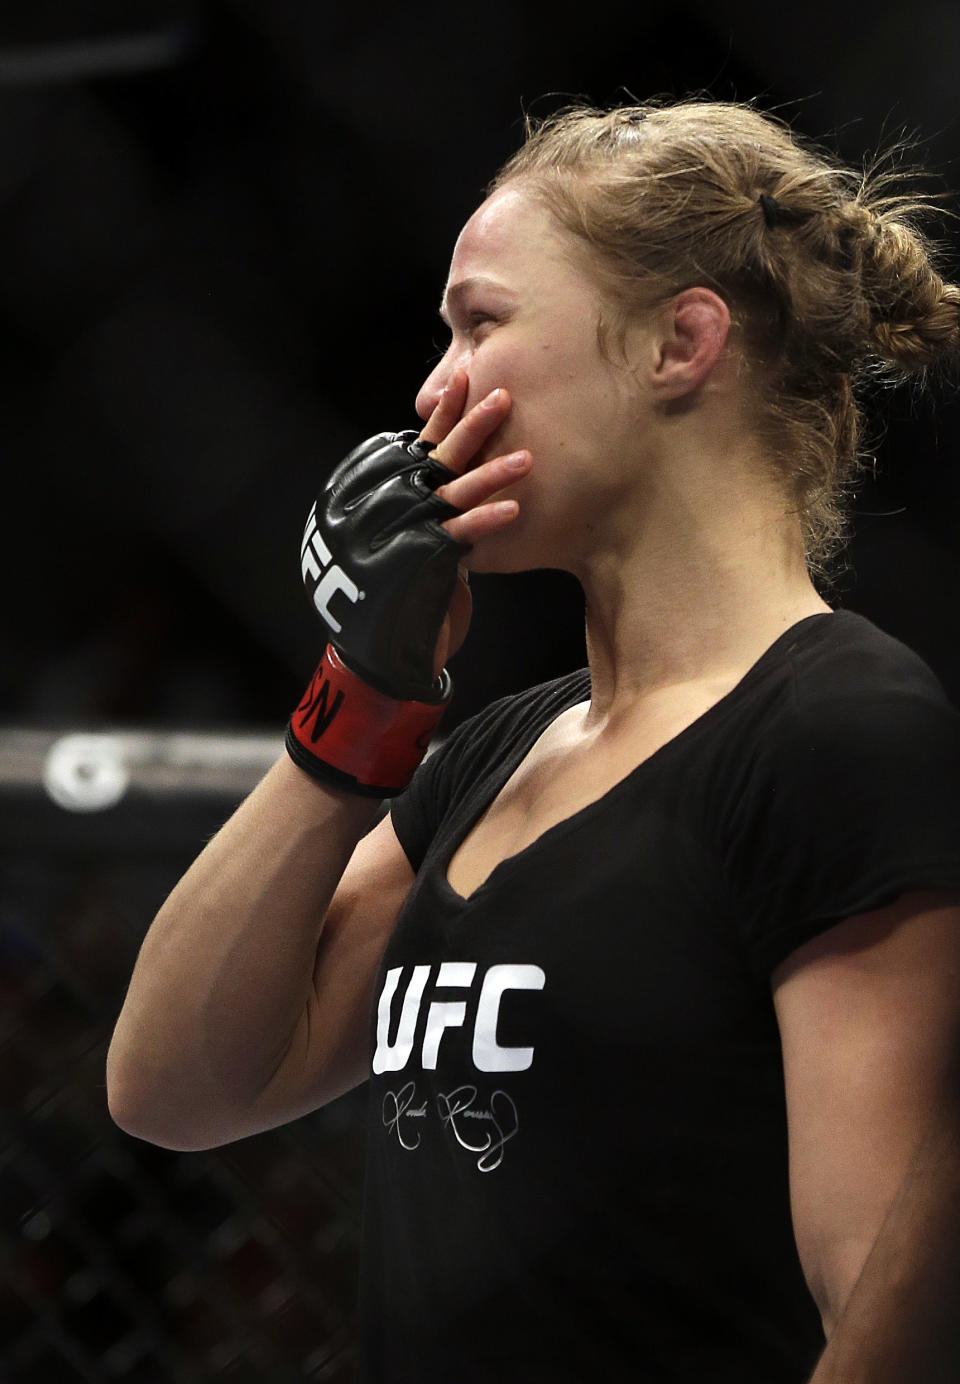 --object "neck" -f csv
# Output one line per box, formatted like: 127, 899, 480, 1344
574, 497, 831, 725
